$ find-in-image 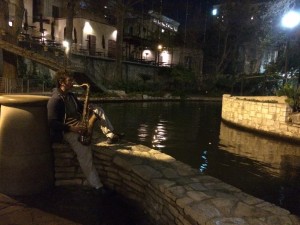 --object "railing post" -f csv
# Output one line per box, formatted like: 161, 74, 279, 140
4, 77, 8, 93
21, 78, 24, 93
27, 79, 29, 93
9, 78, 12, 93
